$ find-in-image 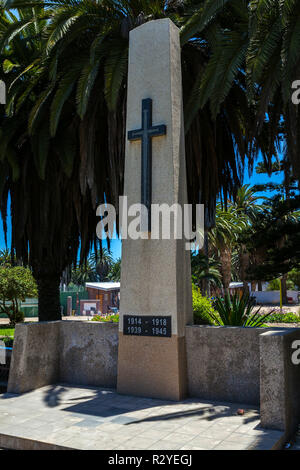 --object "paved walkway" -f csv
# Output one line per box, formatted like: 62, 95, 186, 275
0, 385, 283, 450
